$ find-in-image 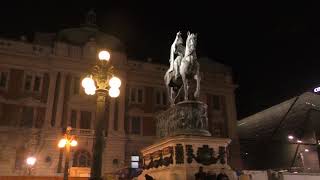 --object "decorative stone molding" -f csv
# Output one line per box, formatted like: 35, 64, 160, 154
186, 144, 226, 165
143, 146, 173, 170
156, 101, 211, 137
